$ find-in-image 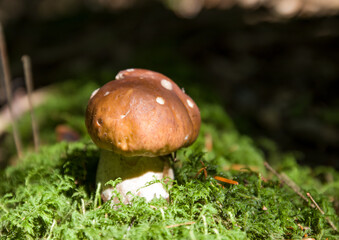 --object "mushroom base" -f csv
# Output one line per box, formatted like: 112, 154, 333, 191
97, 150, 174, 204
